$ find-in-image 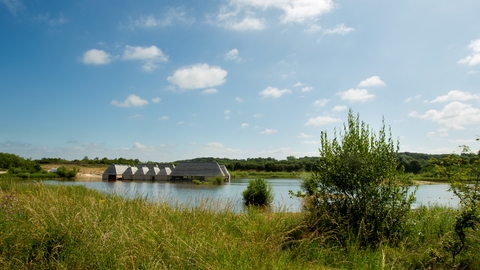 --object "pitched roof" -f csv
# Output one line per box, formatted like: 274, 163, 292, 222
170, 162, 226, 177
103, 164, 129, 175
